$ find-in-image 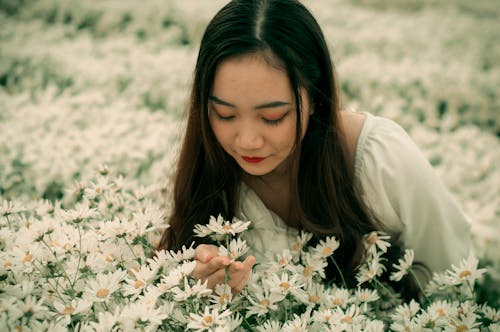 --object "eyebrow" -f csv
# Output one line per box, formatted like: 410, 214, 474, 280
209, 95, 291, 110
